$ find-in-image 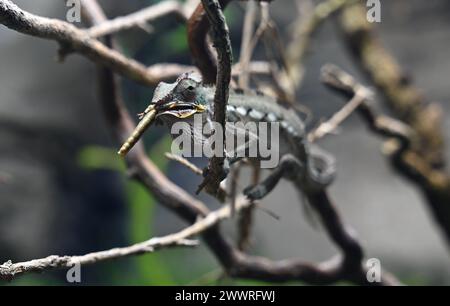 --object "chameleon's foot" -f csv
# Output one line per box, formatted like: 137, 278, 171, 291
243, 184, 267, 200
202, 161, 229, 180
244, 154, 304, 200
137, 112, 145, 120
201, 166, 209, 178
